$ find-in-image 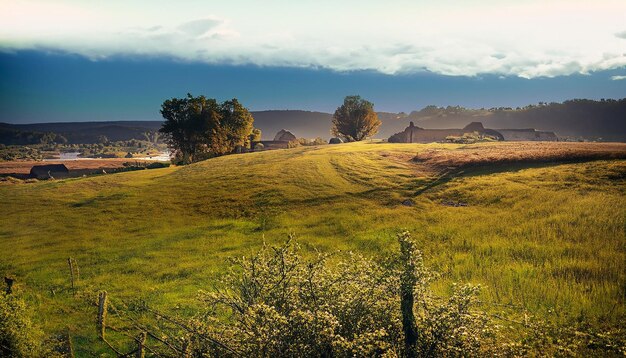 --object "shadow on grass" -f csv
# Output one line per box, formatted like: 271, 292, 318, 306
412, 157, 626, 196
